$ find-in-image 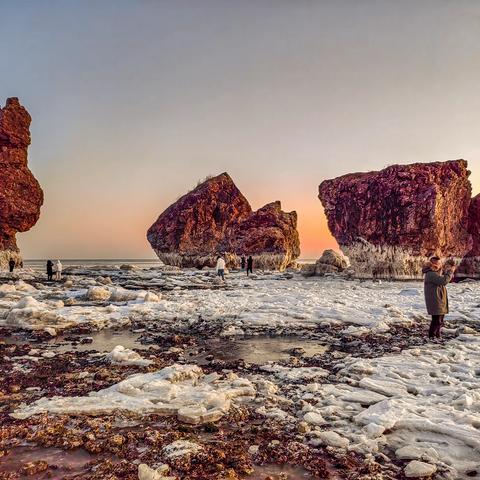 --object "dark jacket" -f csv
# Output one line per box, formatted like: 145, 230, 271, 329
423, 266, 453, 315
